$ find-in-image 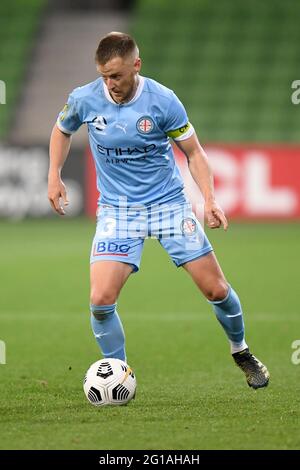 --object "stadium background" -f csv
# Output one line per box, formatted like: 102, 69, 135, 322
0, 0, 299, 450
